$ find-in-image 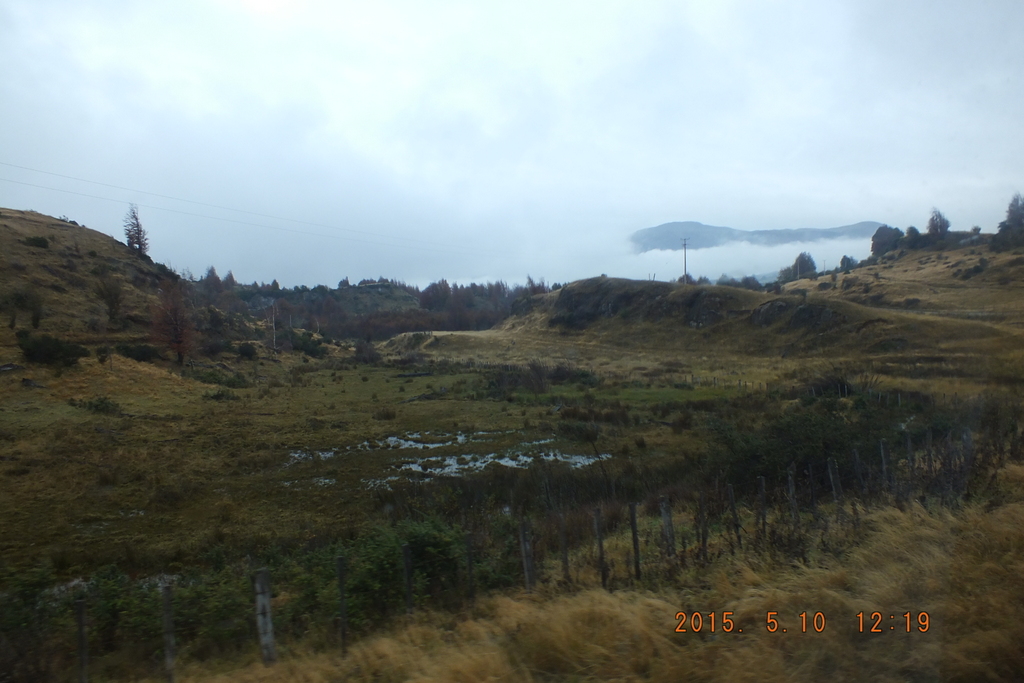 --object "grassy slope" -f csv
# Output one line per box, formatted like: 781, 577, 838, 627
0, 208, 167, 341
407, 254, 1024, 399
